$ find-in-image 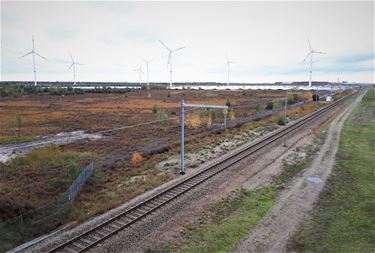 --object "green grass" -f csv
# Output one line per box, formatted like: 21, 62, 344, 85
180, 188, 275, 253
289, 89, 375, 253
